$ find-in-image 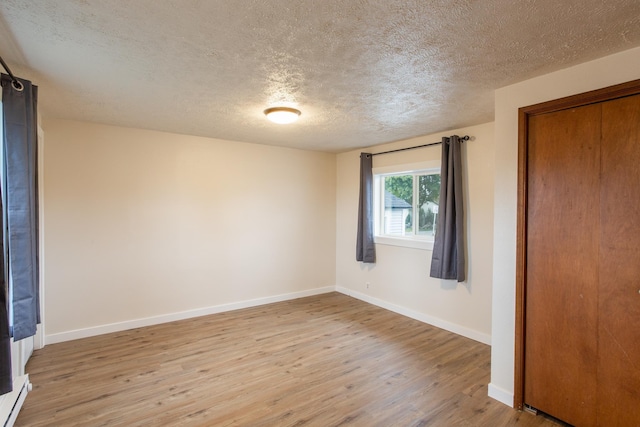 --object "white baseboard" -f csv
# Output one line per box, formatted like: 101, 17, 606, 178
335, 286, 492, 345
46, 286, 335, 344
488, 383, 514, 407
45, 286, 493, 347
